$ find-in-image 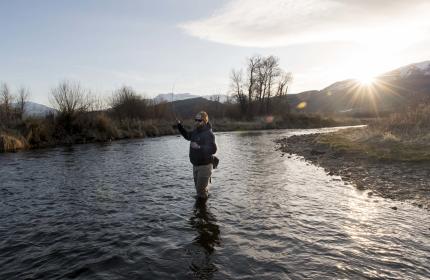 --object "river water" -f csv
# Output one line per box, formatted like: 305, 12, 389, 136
0, 128, 429, 279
